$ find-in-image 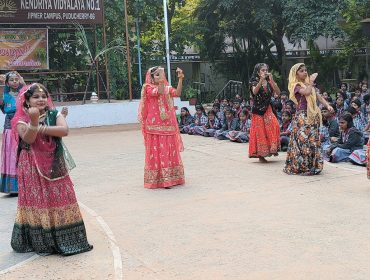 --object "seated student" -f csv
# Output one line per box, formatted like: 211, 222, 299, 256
214, 108, 239, 140
339, 82, 351, 100
322, 91, 333, 103
322, 104, 340, 140
348, 100, 368, 143
188, 105, 208, 135
233, 99, 242, 117
335, 95, 346, 120
178, 107, 194, 134
336, 90, 348, 105
241, 98, 248, 108
320, 104, 339, 160
350, 105, 370, 166
280, 91, 289, 111
227, 109, 251, 143
327, 113, 364, 163
220, 98, 229, 111
284, 100, 296, 115
362, 94, 370, 123
194, 110, 221, 137
213, 98, 220, 105
280, 110, 292, 152
320, 125, 332, 161
212, 103, 224, 126
272, 98, 283, 122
